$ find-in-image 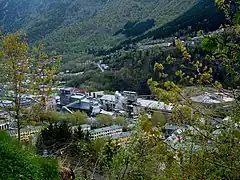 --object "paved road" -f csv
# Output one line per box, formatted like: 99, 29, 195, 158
95, 63, 105, 72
